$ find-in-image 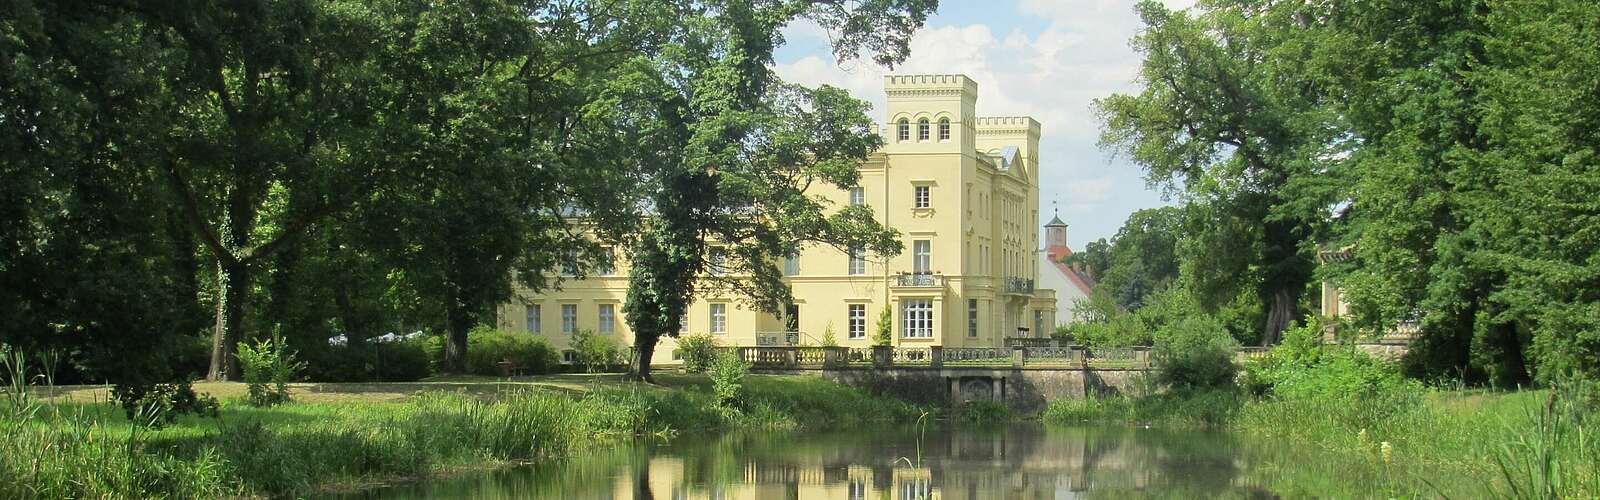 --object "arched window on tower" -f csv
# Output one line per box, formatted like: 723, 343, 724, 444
938, 118, 950, 140
917, 118, 930, 141
897, 119, 910, 142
